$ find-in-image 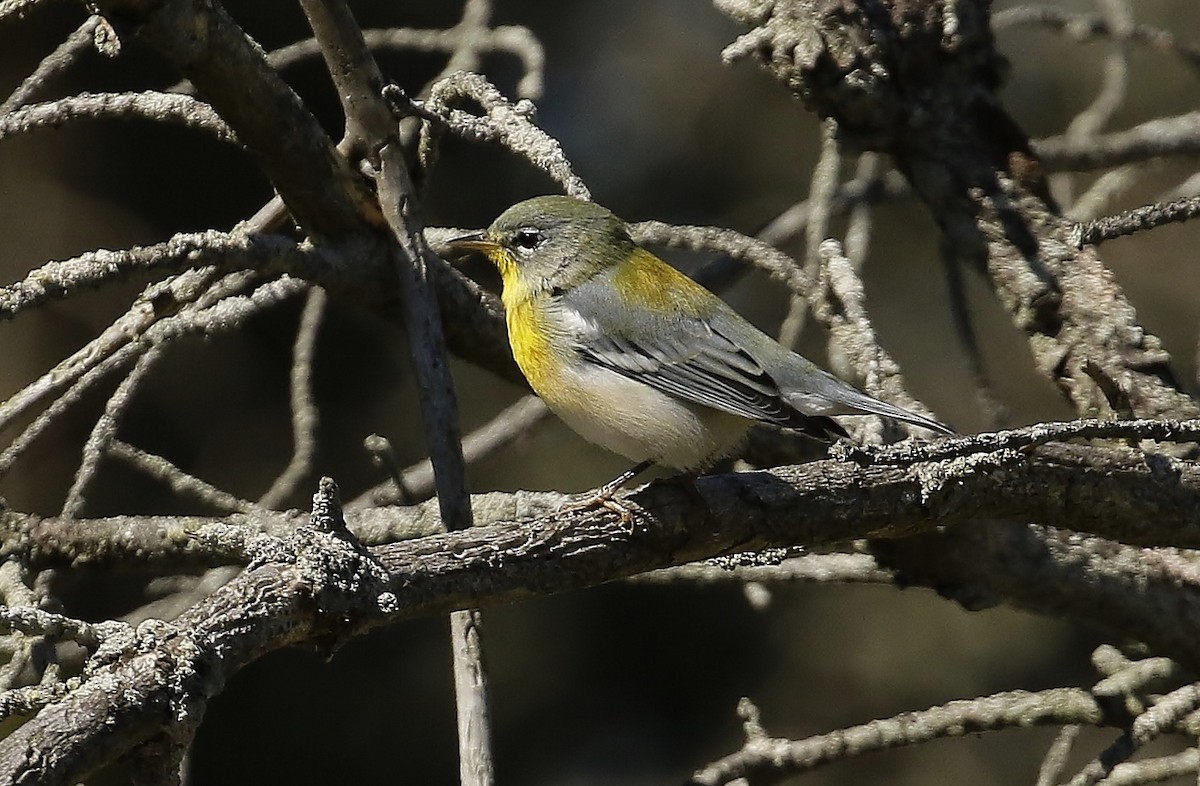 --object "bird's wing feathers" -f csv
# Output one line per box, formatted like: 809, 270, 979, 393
556, 262, 963, 439
561, 277, 841, 434
579, 323, 799, 425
